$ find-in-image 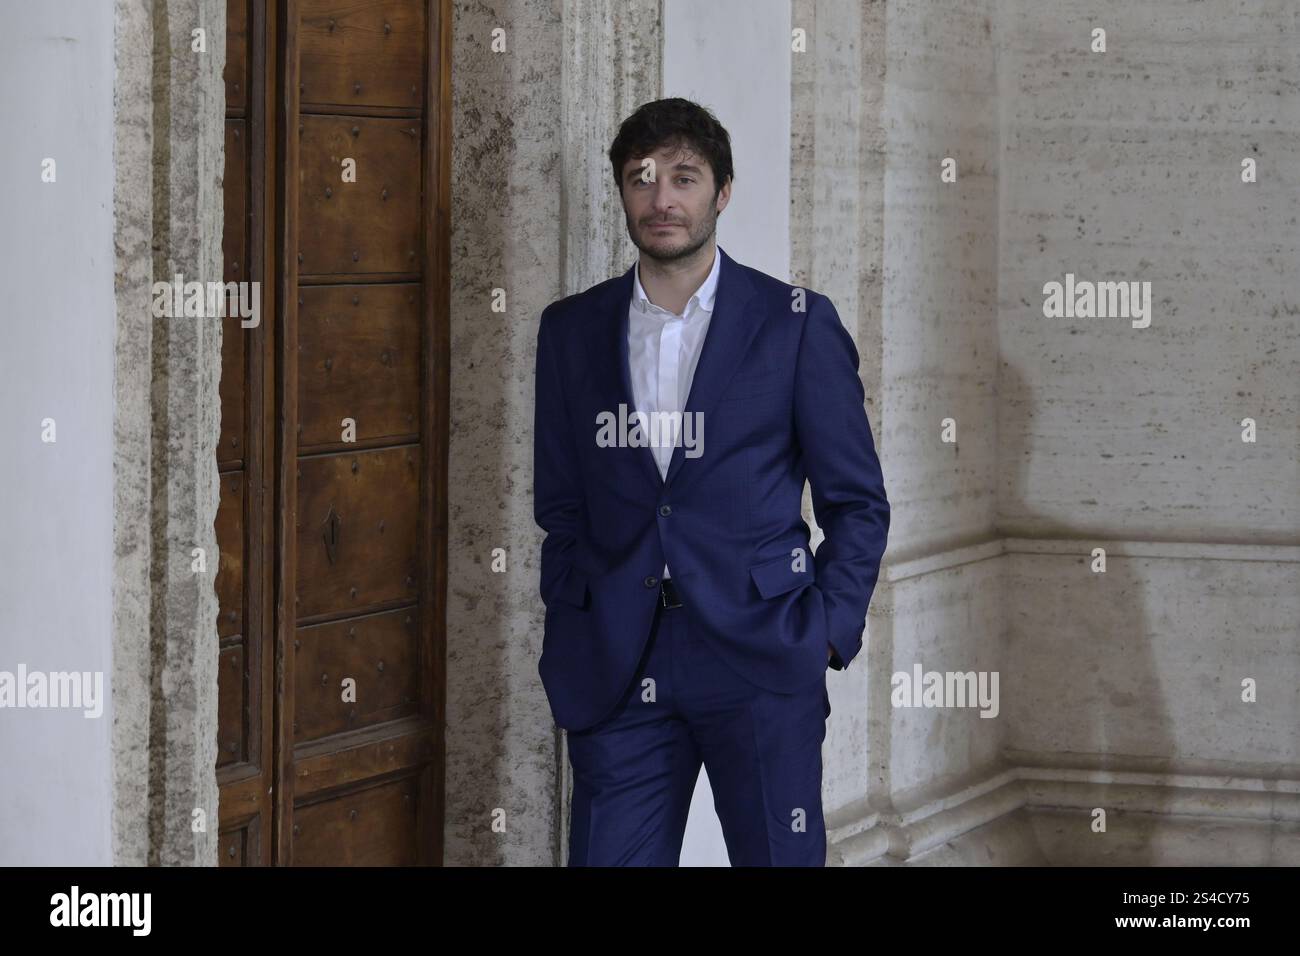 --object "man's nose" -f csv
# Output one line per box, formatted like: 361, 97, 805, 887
649, 180, 675, 214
